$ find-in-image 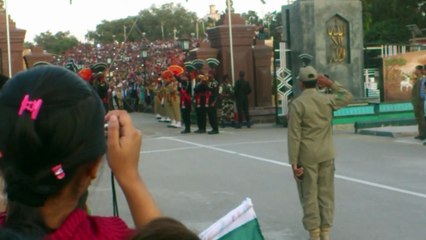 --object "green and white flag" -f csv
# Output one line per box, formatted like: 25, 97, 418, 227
199, 198, 264, 240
